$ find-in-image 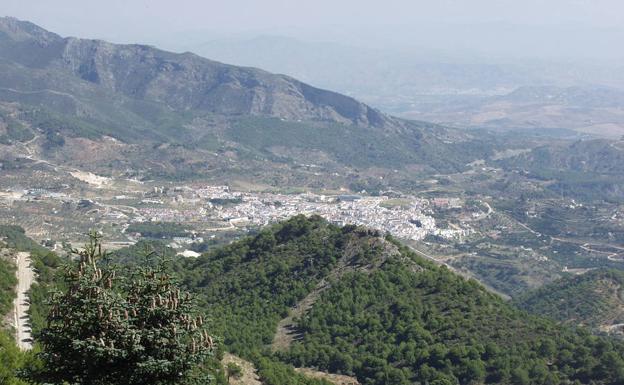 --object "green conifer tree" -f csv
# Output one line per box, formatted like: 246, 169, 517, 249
36, 232, 214, 385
